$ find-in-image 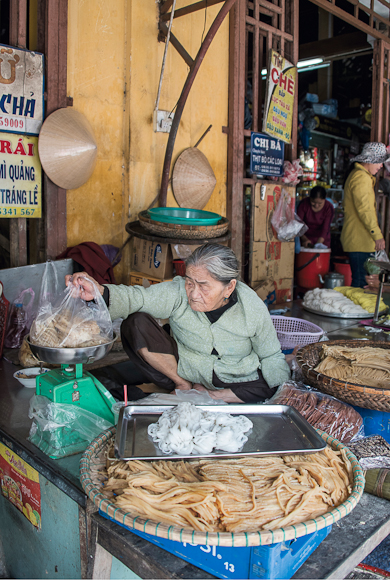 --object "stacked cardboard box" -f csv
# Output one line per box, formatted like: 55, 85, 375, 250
252, 183, 295, 304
